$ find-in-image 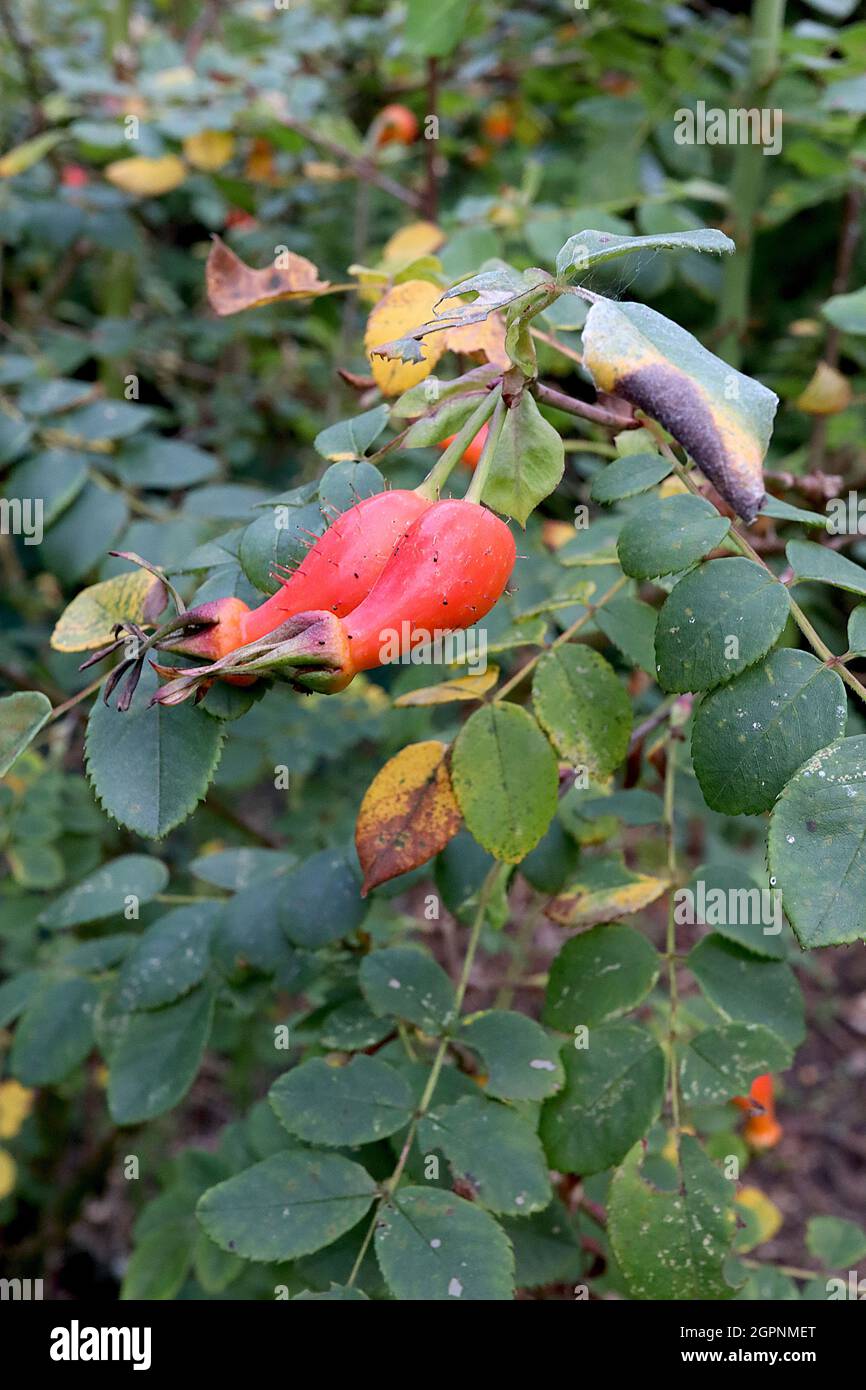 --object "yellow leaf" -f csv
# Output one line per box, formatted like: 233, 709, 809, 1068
152, 65, 196, 89
0, 1148, 16, 1200
394, 668, 499, 706
51, 571, 164, 652
0, 130, 64, 178
206, 234, 329, 316
245, 138, 277, 183
365, 279, 446, 396
443, 312, 509, 369
548, 866, 668, 927
382, 220, 445, 269
734, 1186, 783, 1252
105, 155, 187, 196
355, 740, 462, 895
183, 129, 235, 172
658, 474, 689, 498
795, 361, 852, 415
302, 160, 345, 182
0, 1080, 34, 1139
